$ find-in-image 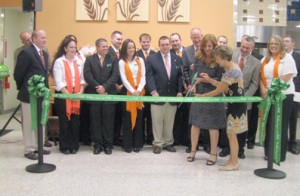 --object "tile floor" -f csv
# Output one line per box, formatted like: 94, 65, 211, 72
0, 111, 300, 196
